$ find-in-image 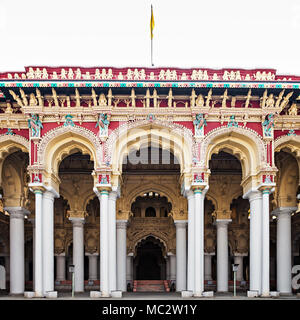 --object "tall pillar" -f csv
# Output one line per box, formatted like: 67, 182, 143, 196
116, 220, 128, 292
126, 253, 133, 285
5, 207, 29, 295
216, 219, 231, 292
98, 189, 110, 297
88, 254, 98, 281
28, 218, 35, 289
260, 187, 272, 296
204, 253, 214, 280
193, 186, 208, 296
42, 190, 57, 295
56, 254, 66, 281
234, 254, 245, 281
243, 190, 262, 294
187, 191, 195, 292
108, 191, 117, 292
175, 220, 187, 291
32, 188, 43, 297
69, 218, 85, 292
166, 257, 170, 280
274, 207, 295, 294
168, 253, 176, 282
